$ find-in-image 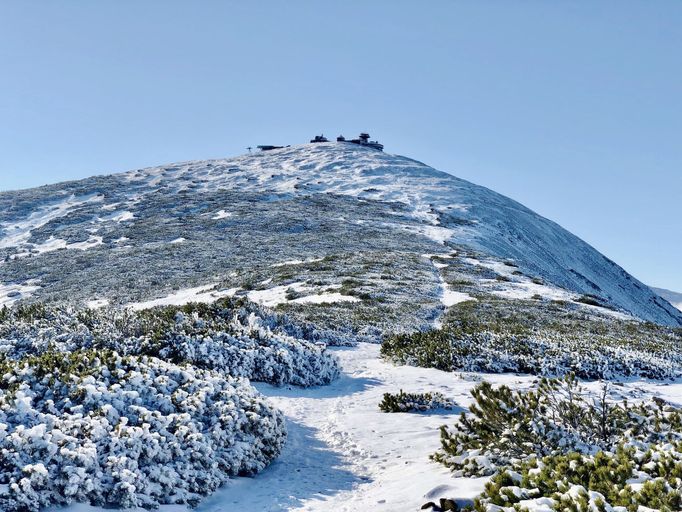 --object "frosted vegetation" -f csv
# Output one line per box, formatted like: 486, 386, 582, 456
434, 376, 682, 511
0, 350, 286, 511
0, 298, 340, 387
0, 144, 679, 333
382, 296, 682, 380
378, 390, 454, 413
0, 186, 445, 338
0, 298, 342, 510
